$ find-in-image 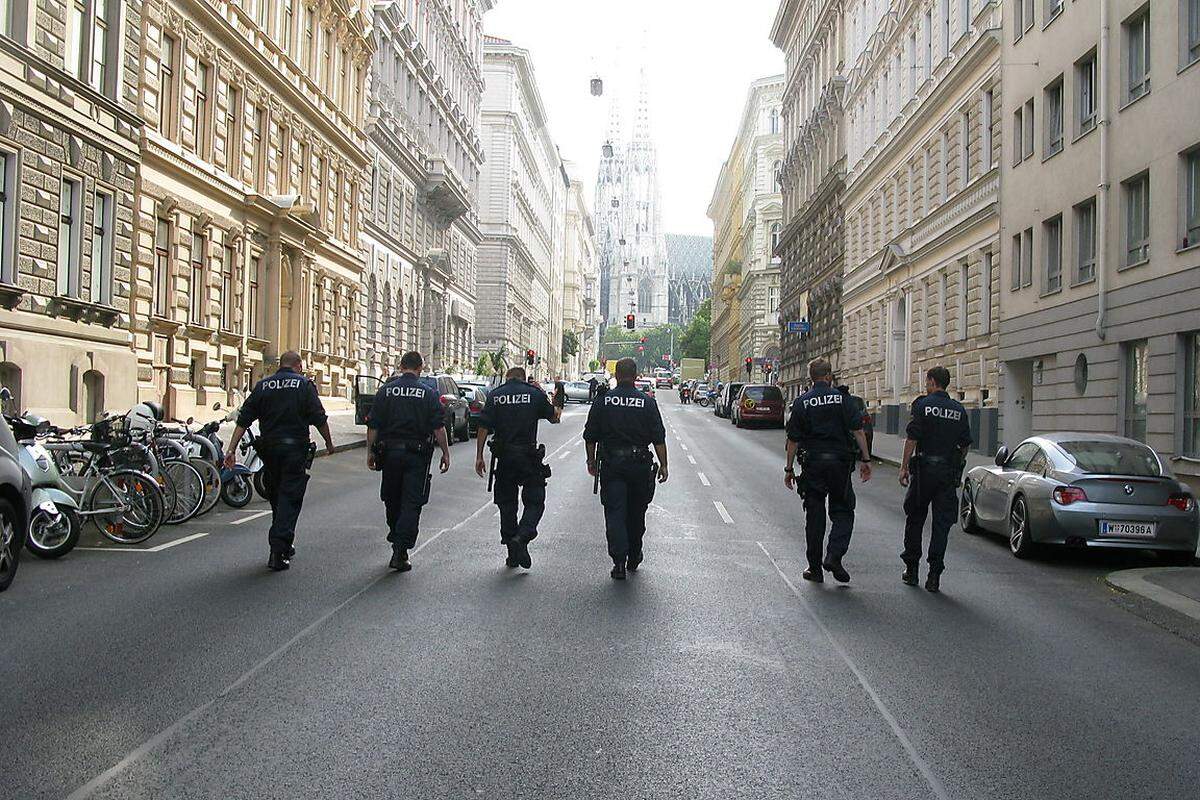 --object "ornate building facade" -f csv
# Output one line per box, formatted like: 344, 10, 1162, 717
596, 76, 670, 330
133, 0, 372, 419
0, 0, 143, 422
707, 128, 745, 384
772, 0, 847, 402
361, 0, 489, 379
839, 0, 1001, 450
665, 233, 713, 328
562, 167, 599, 378
476, 37, 565, 378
